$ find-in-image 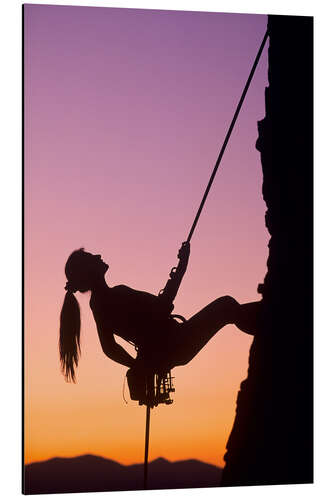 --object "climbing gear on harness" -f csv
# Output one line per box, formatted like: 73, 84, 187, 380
127, 370, 175, 407
126, 313, 185, 406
